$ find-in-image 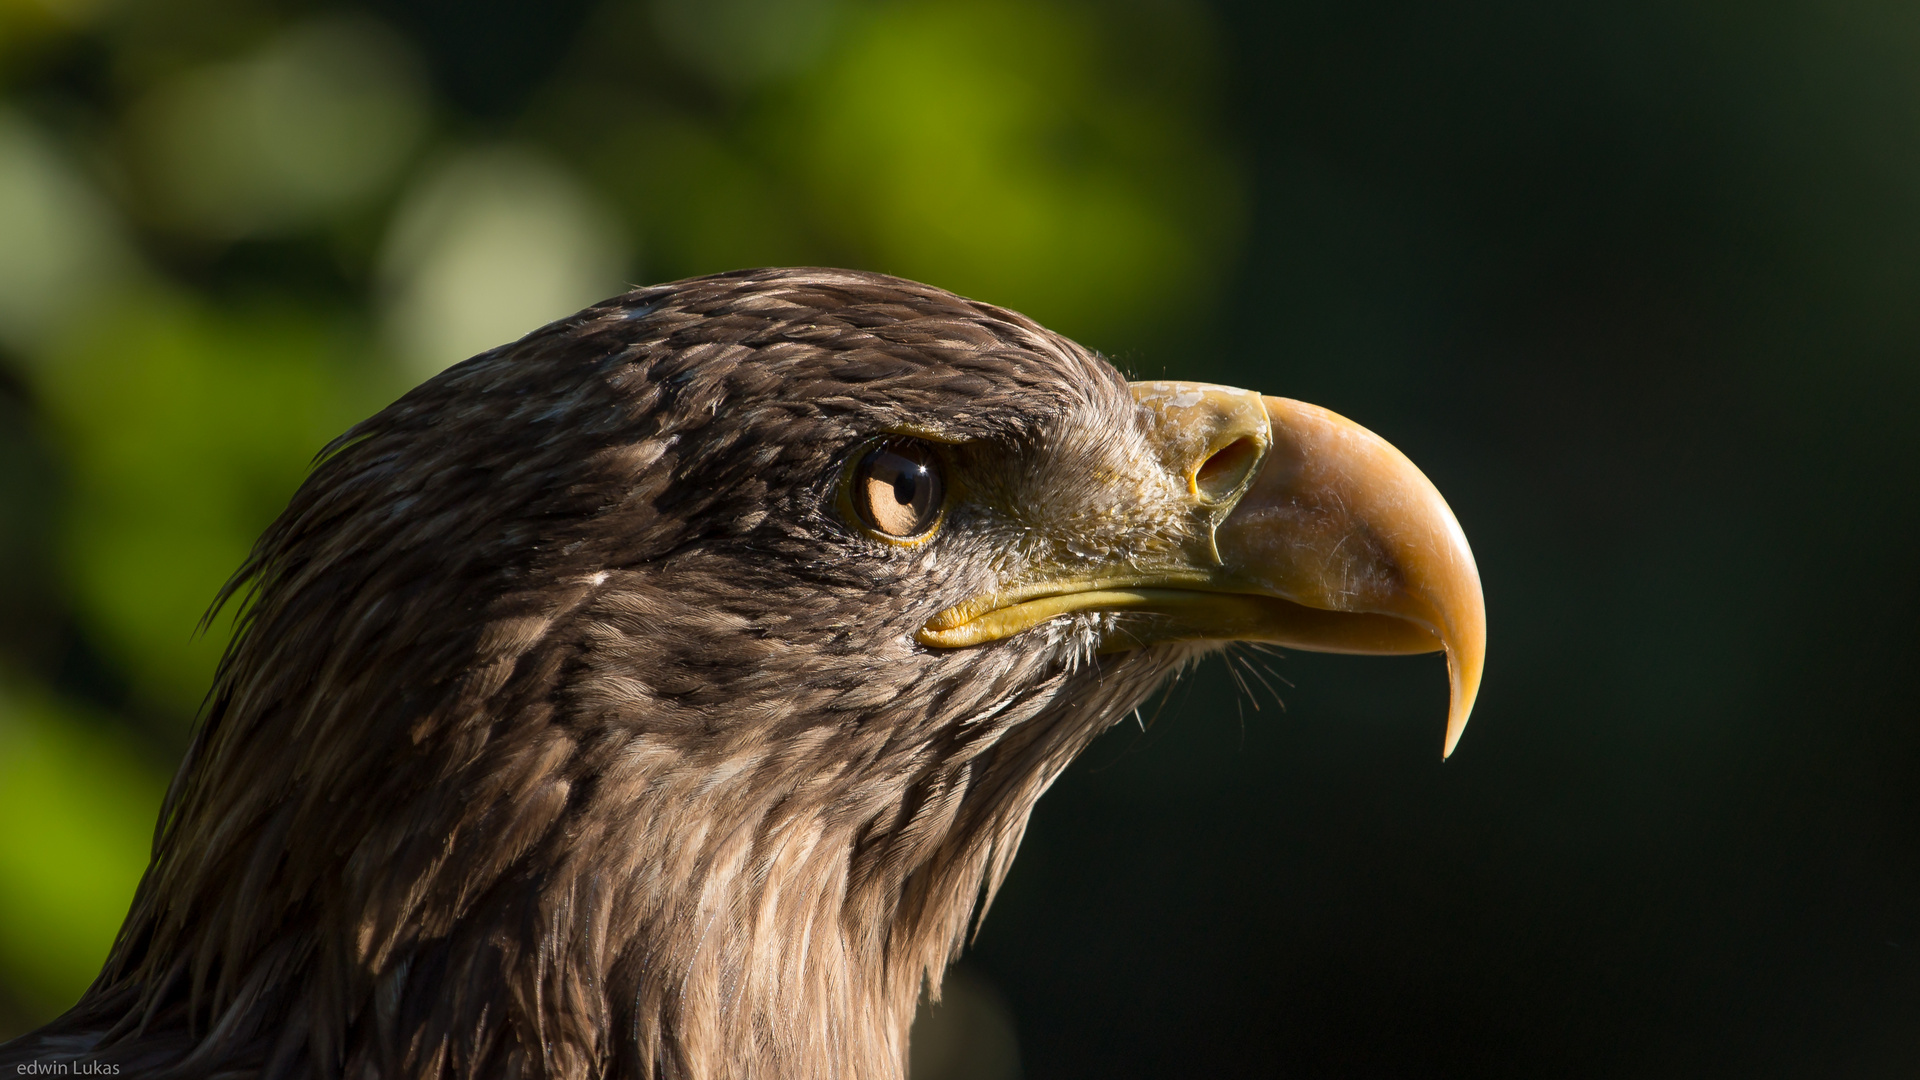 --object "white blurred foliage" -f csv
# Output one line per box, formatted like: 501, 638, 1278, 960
379, 146, 632, 379
0, 111, 139, 355
651, 0, 846, 90
125, 15, 428, 239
